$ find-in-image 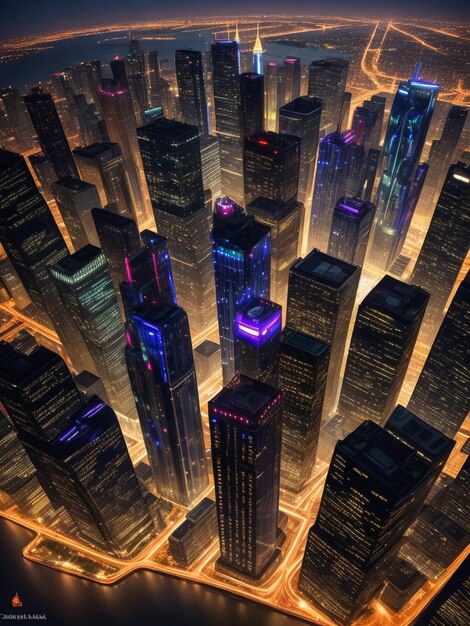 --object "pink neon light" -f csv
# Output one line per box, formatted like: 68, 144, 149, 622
147, 361, 152, 371
238, 323, 260, 337
98, 87, 126, 97
124, 257, 133, 283
151, 252, 161, 291
125, 330, 133, 347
